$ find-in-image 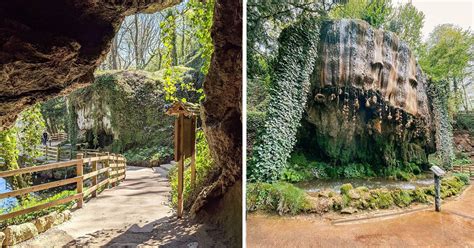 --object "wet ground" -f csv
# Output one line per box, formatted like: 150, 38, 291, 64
247, 185, 474, 247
